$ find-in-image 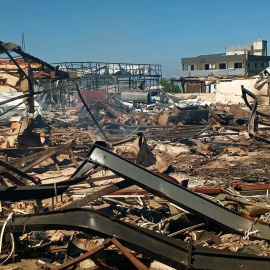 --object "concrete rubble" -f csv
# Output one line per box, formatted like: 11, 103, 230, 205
1, 40, 270, 269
